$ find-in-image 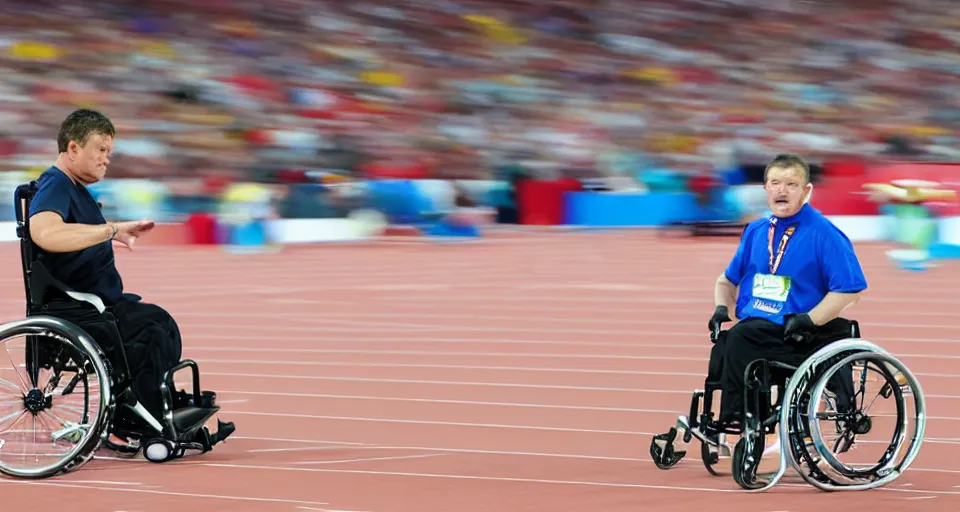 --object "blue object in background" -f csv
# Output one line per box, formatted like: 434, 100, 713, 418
927, 243, 960, 259
366, 180, 436, 224
639, 169, 688, 193
718, 166, 748, 186
563, 192, 711, 226
424, 219, 481, 237
231, 221, 266, 246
